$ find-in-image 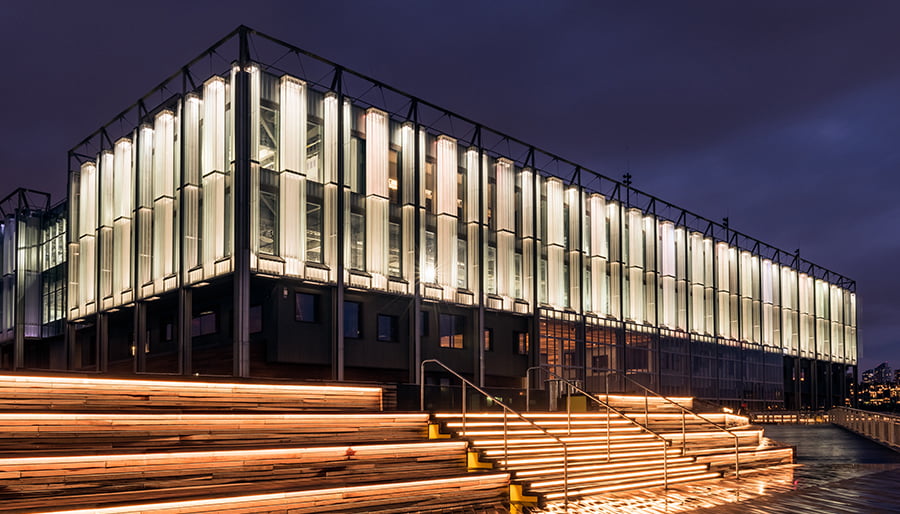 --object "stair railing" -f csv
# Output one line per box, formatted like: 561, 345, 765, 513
420, 359, 569, 509
606, 370, 742, 479
534, 366, 674, 490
